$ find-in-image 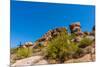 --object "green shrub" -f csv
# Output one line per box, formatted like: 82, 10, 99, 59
11, 48, 18, 54
45, 32, 80, 63
78, 37, 93, 48
72, 48, 84, 58
69, 33, 77, 40
16, 47, 33, 59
